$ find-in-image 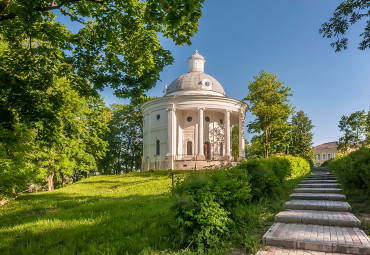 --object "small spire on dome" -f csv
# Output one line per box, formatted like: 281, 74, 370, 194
187, 50, 205, 72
